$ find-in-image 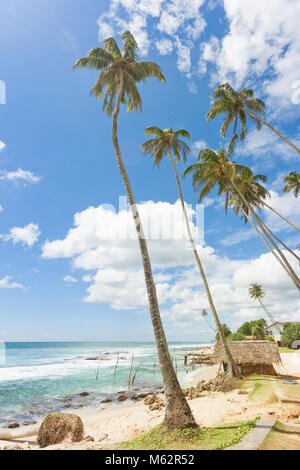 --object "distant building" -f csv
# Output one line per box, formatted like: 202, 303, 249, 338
264, 322, 300, 344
